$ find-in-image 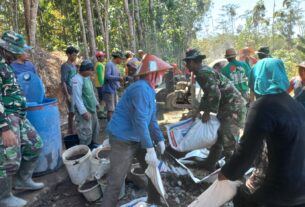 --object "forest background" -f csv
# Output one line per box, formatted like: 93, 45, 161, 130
0, 0, 305, 78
